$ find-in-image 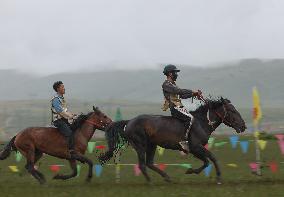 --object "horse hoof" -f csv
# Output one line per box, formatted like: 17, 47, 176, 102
185, 169, 194, 174
53, 174, 62, 179
164, 177, 172, 183
217, 181, 222, 185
